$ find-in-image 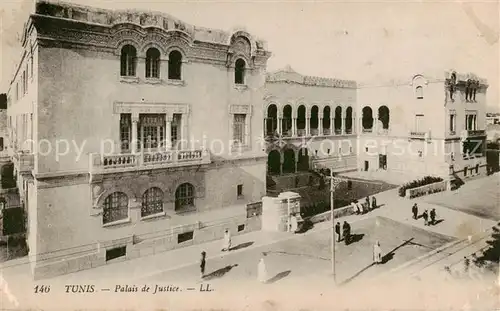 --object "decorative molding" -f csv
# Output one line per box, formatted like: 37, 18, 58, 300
229, 104, 252, 115
113, 101, 190, 115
